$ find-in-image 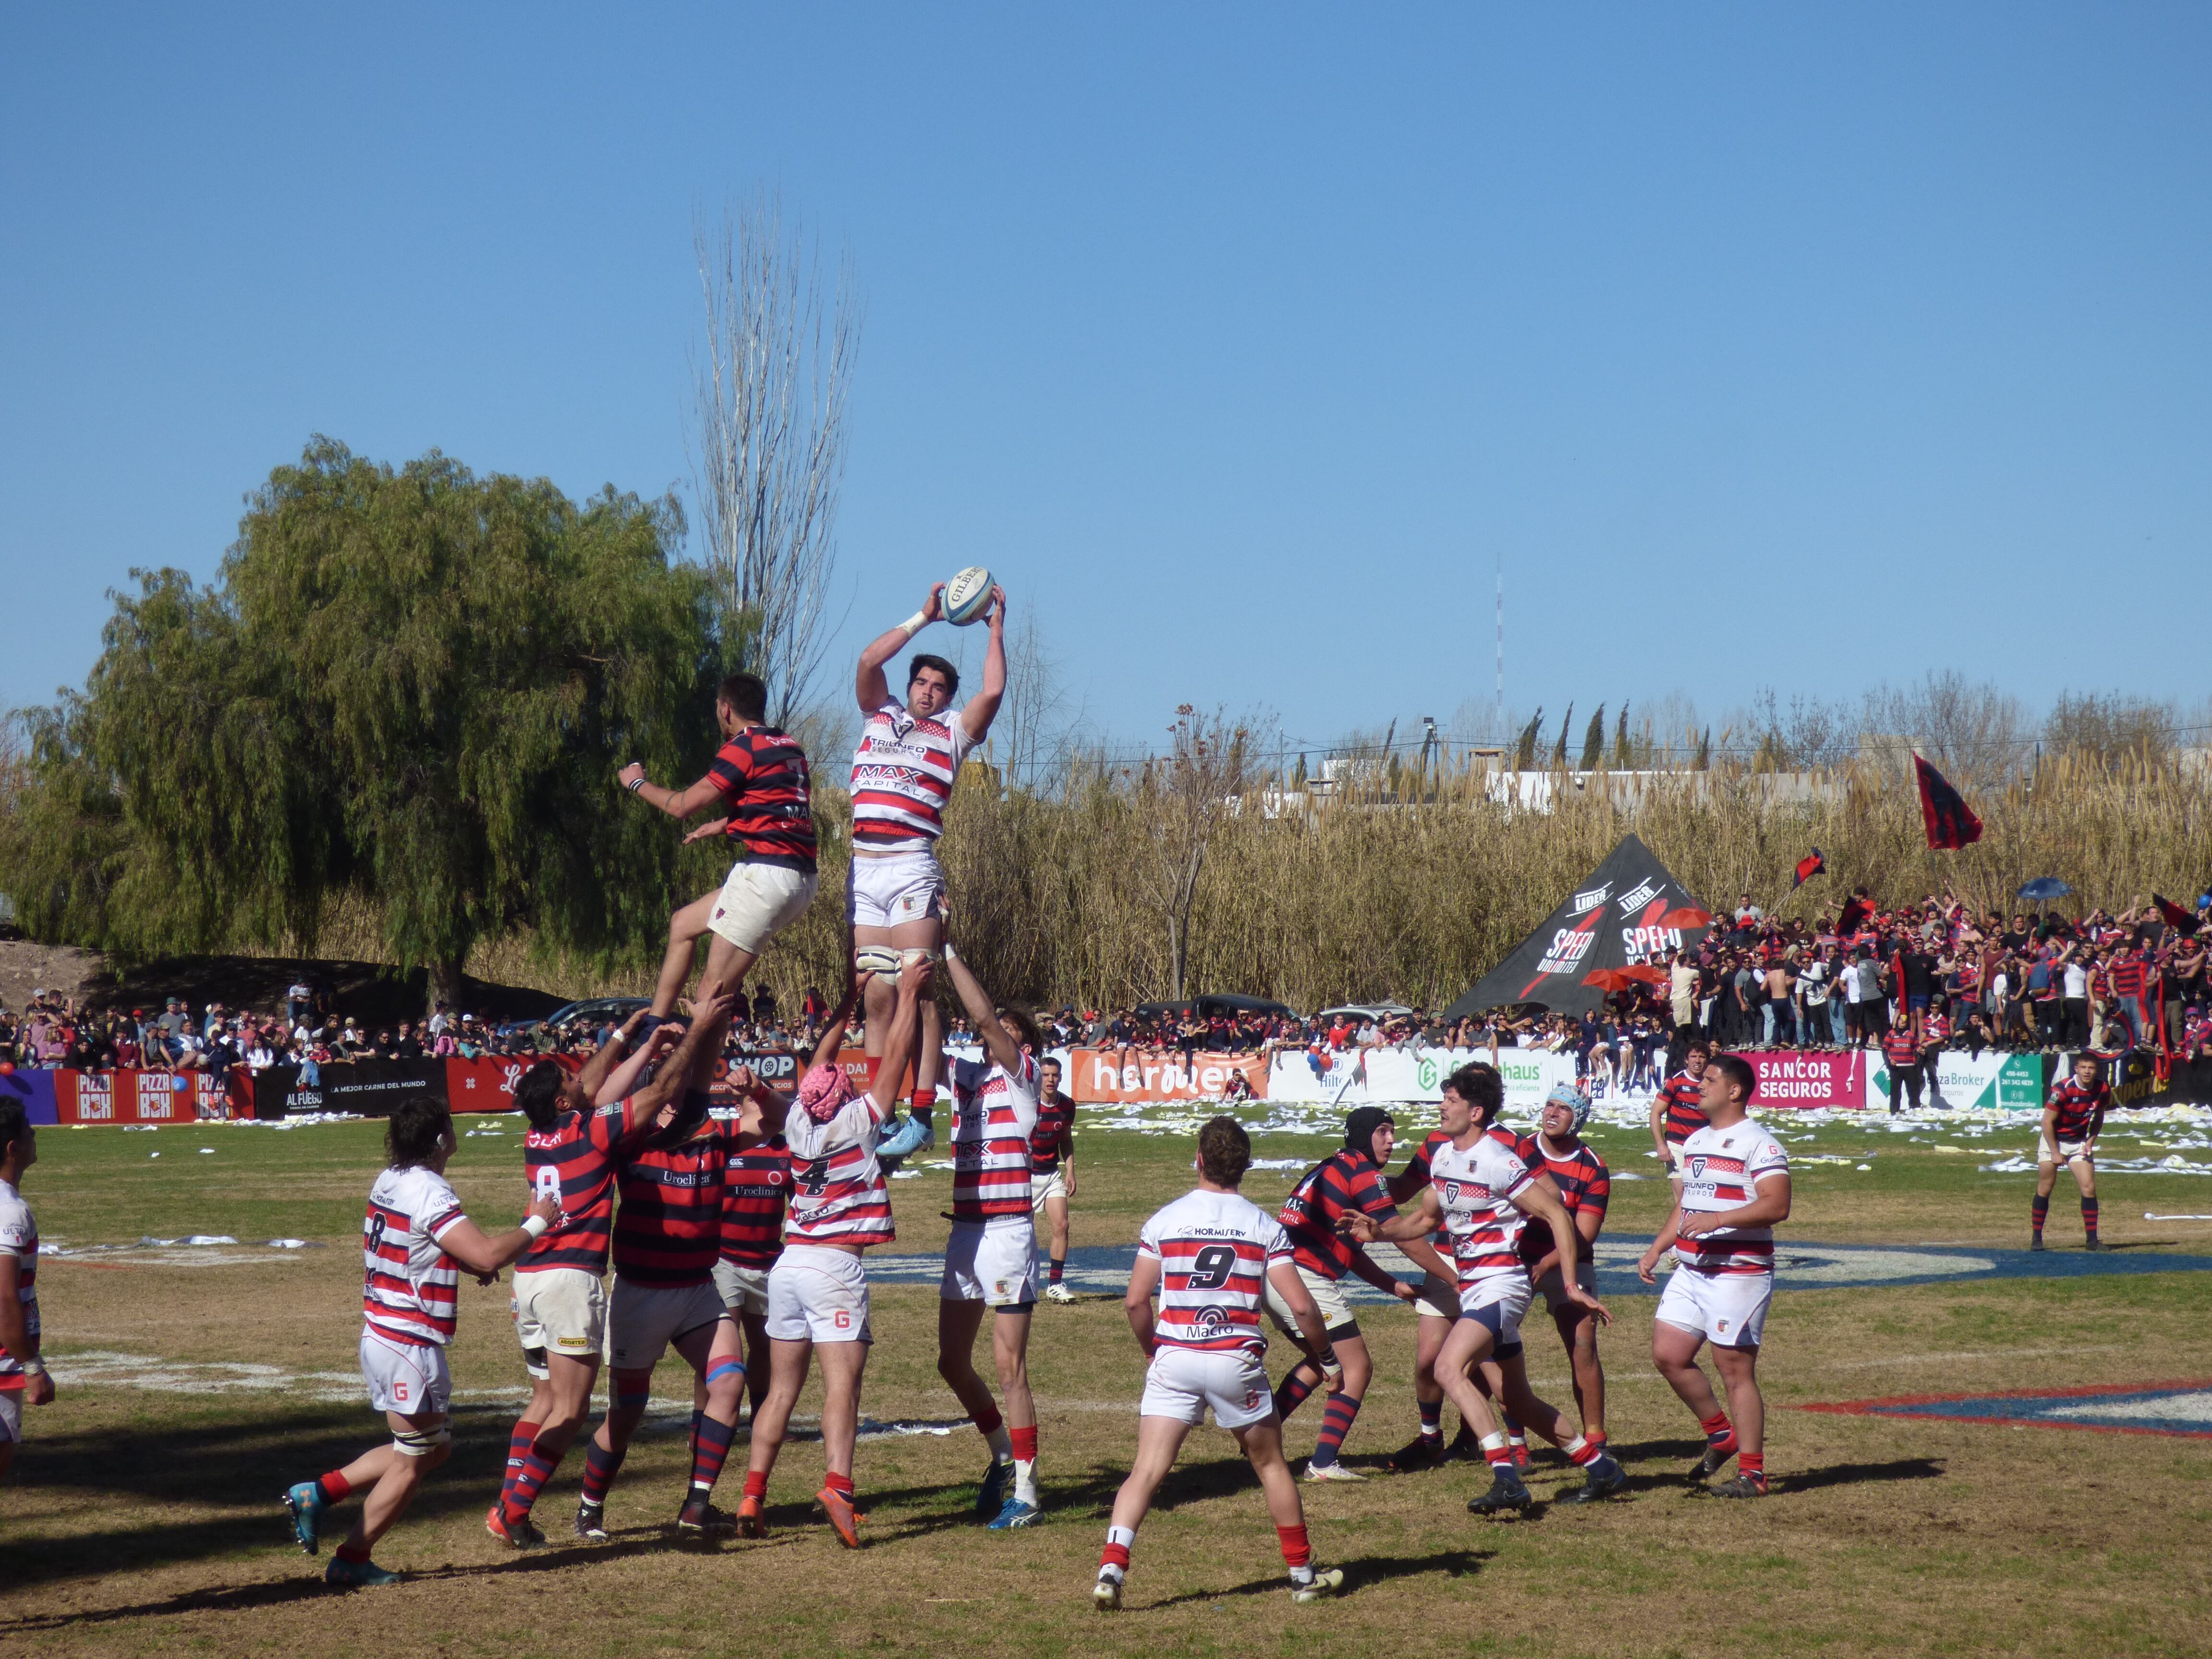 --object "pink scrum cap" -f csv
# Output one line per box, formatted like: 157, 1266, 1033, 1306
796, 1061, 858, 1123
